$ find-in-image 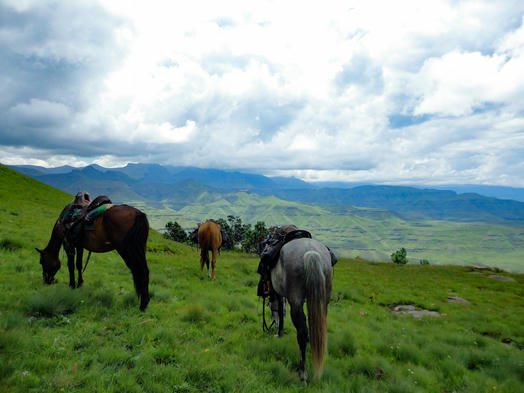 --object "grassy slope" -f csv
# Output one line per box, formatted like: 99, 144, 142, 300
1, 165, 524, 392
131, 192, 524, 273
